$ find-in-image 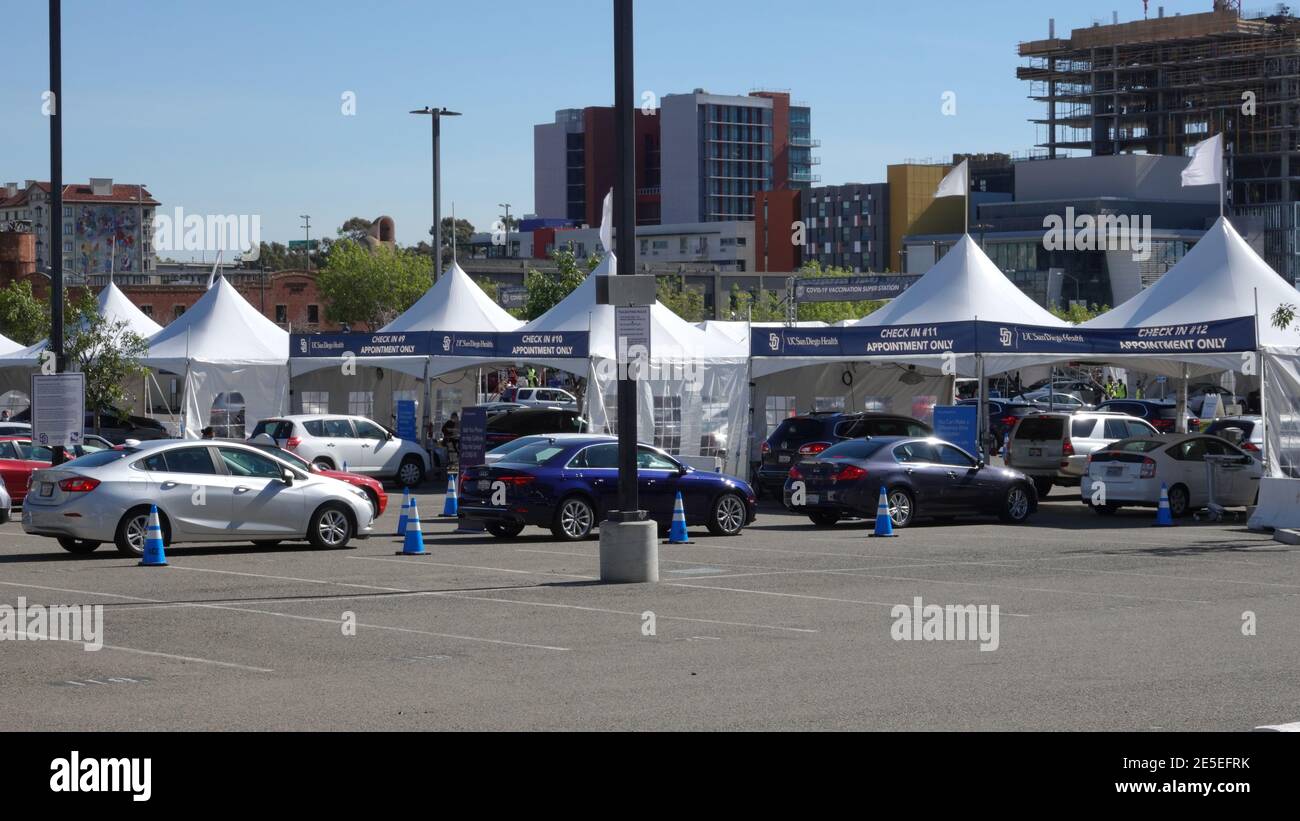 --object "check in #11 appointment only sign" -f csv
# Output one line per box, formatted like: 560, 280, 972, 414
30, 373, 86, 448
